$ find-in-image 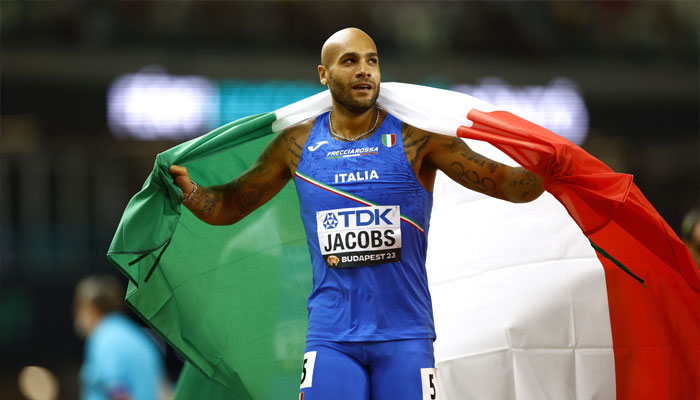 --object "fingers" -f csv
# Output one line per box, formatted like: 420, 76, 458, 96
169, 165, 195, 198
169, 165, 189, 177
